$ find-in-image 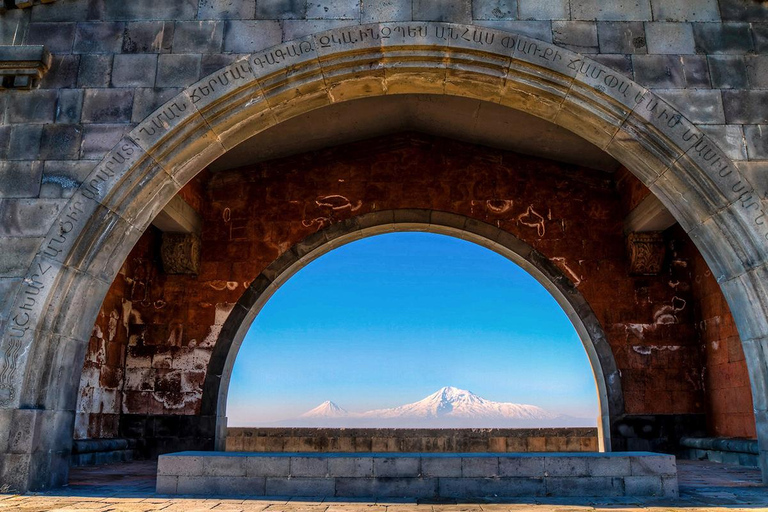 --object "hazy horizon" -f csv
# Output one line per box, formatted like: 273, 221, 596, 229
227, 232, 599, 427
